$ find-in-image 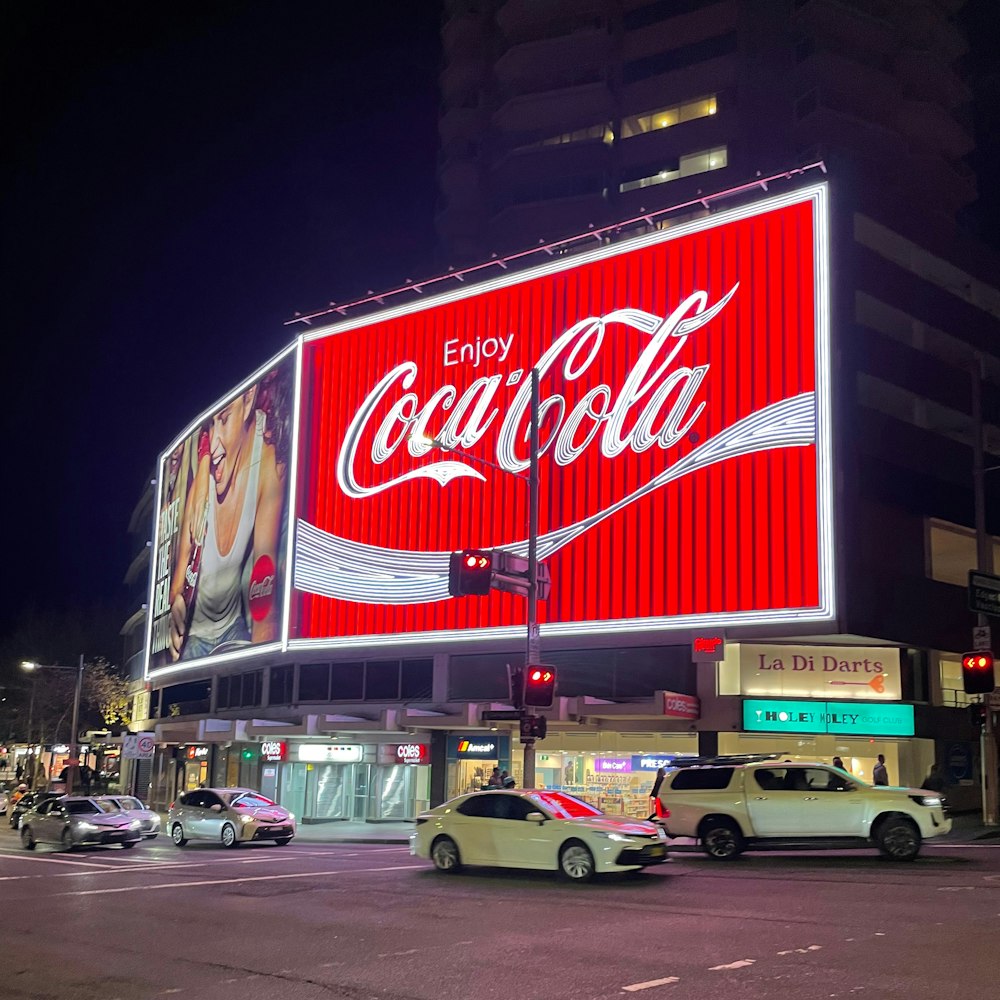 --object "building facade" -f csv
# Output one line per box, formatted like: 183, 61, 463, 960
121, 0, 1000, 823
